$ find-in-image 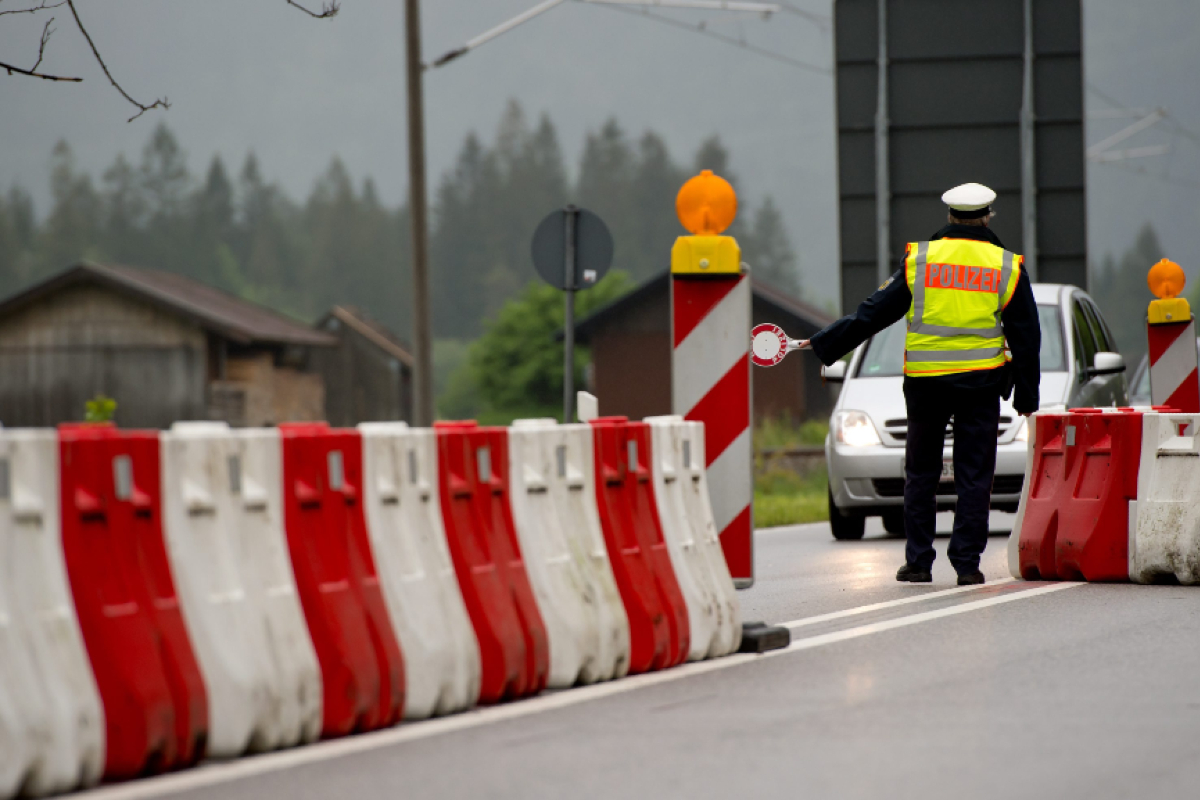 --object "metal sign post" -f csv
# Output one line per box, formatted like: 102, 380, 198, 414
562, 207, 578, 424
531, 206, 613, 423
